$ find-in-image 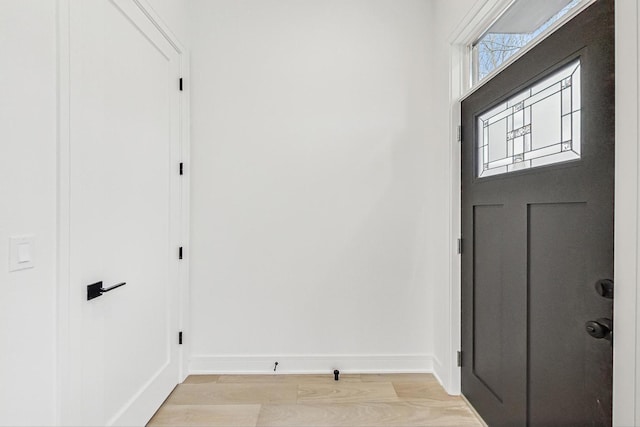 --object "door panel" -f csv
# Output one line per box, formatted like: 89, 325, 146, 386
68, 0, 181, 425
461, 1, 614, 426
473, 204, 505, 401
528, 203, 588, 426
